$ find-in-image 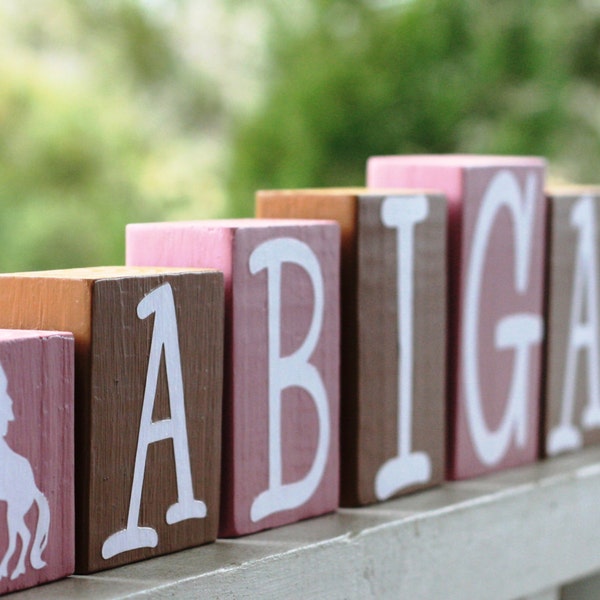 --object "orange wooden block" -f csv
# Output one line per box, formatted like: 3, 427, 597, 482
0, 267, 224, 573
257, 189, 447, 505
